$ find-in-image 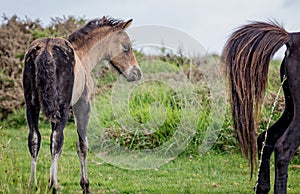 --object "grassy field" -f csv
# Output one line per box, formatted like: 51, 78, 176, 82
1, 122, 300, 193
1, 59, 300, 193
